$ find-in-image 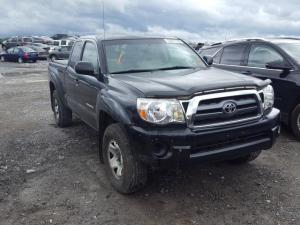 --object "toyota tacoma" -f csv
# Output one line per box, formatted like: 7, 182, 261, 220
48, 36, 280, 193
